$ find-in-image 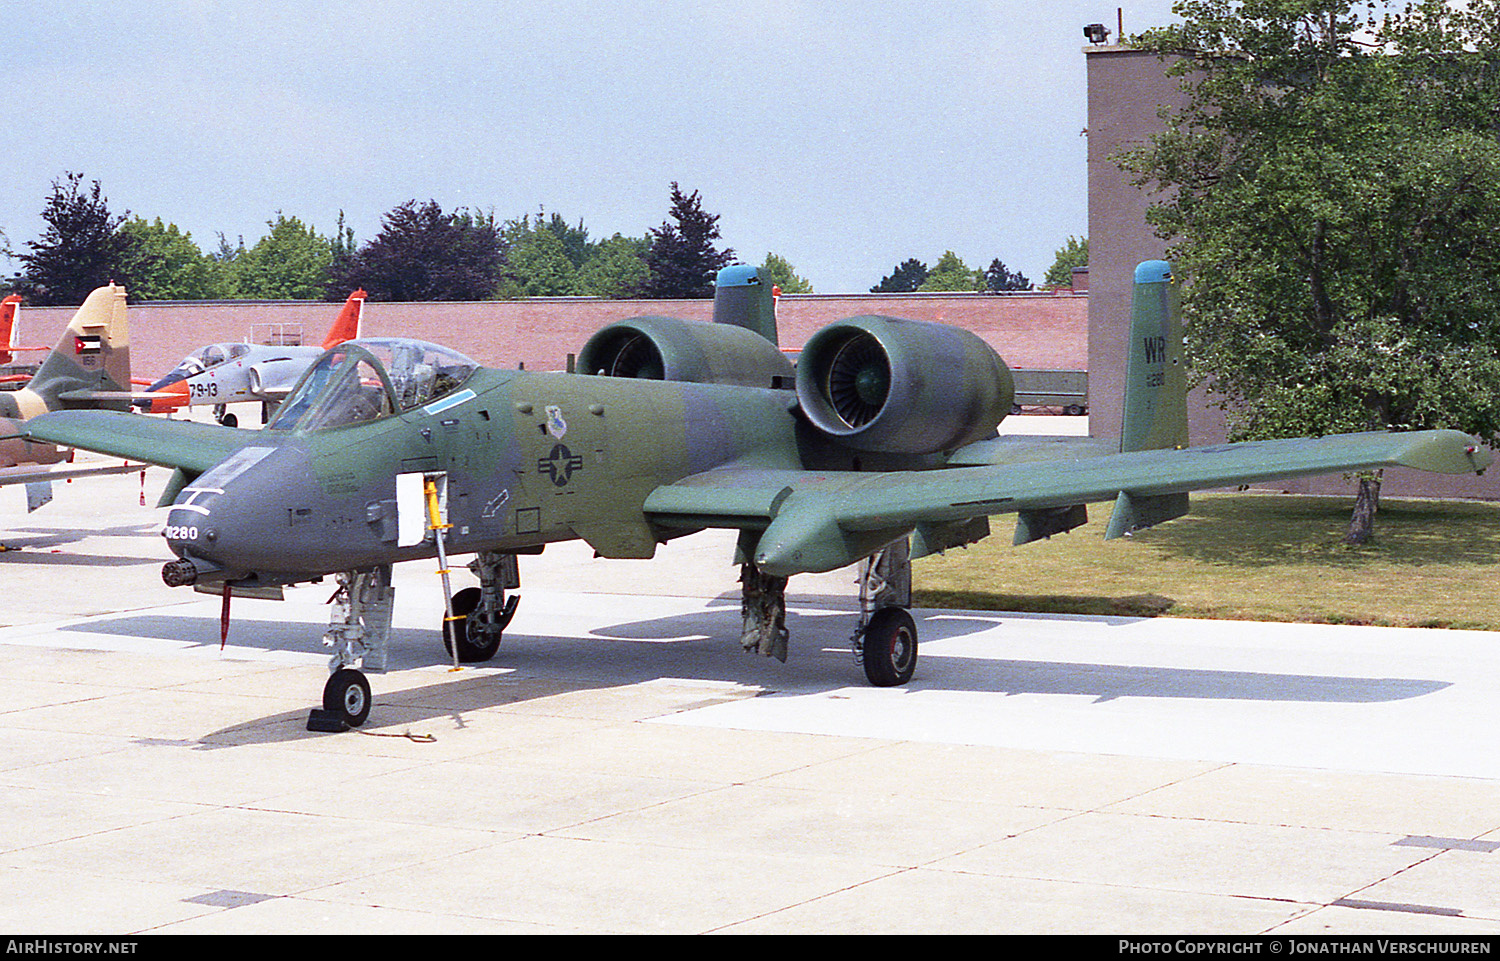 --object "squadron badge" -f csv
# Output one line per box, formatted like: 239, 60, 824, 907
545, 405, 568, 439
